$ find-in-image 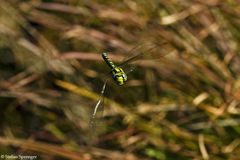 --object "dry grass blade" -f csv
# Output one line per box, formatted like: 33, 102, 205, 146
1, 0, 240, 159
